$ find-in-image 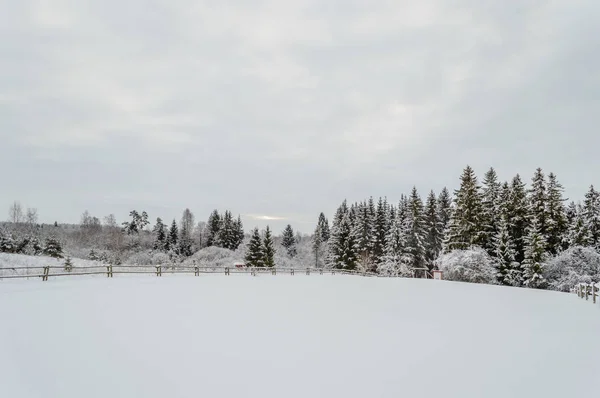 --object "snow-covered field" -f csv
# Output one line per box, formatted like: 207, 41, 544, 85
1, 275, 598, 398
